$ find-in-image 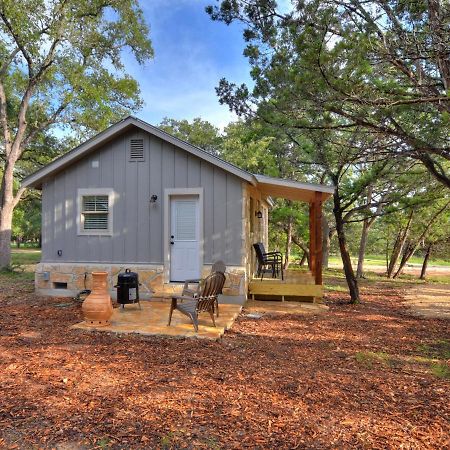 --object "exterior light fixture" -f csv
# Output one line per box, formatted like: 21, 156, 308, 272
255, 210, 263, 219
150, 195, 158, 203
